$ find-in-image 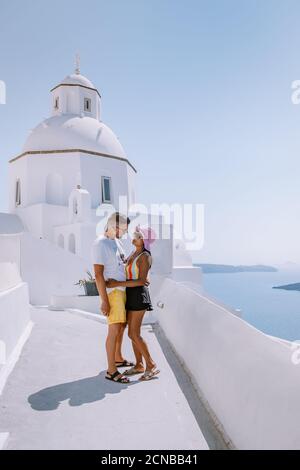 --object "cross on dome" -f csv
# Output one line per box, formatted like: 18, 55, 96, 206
75, 53, 80, 75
